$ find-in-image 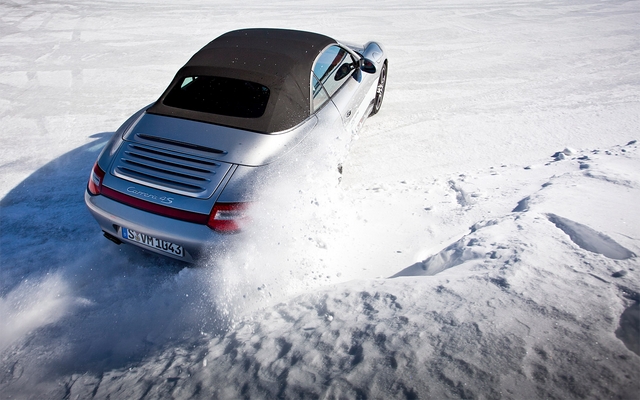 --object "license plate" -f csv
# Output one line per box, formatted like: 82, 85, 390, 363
121, 227, 184, 257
